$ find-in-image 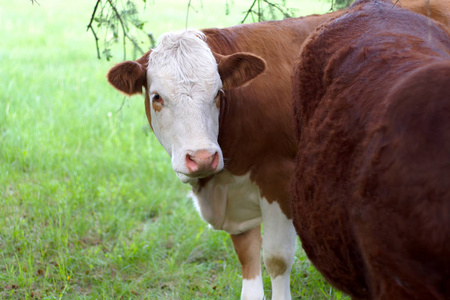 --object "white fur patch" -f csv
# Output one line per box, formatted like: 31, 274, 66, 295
190, 171, 262, 234
242, 275, 264, 300
270, 275, 292, 300
261, 198, 296, 300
